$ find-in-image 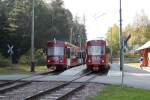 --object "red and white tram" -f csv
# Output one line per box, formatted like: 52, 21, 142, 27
47, 40, 83, 70
86, 39, 110, 71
